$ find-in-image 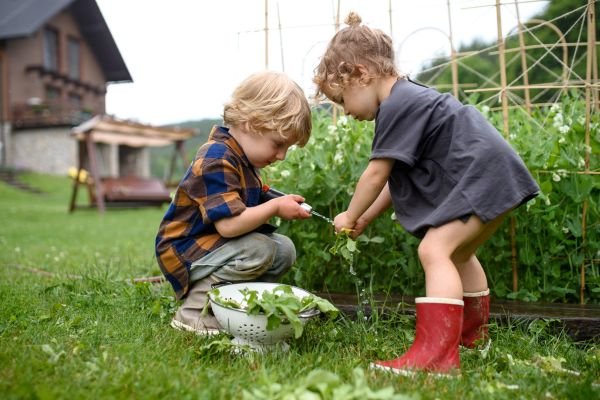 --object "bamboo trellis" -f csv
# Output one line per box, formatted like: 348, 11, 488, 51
409, 0, 598, 304
255, 0, 598, 303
